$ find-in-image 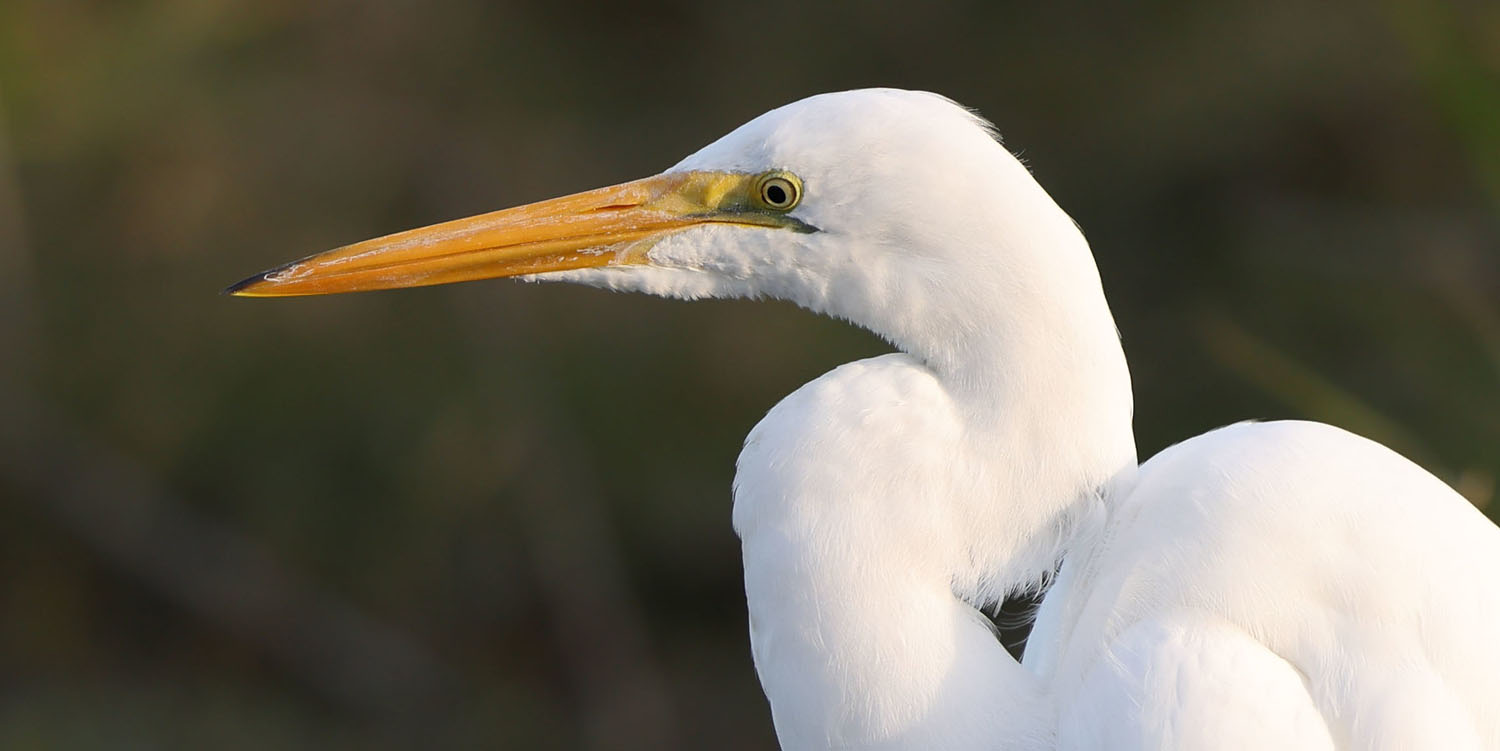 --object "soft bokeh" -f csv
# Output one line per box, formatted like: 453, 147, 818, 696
2, 1, 1496, 748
